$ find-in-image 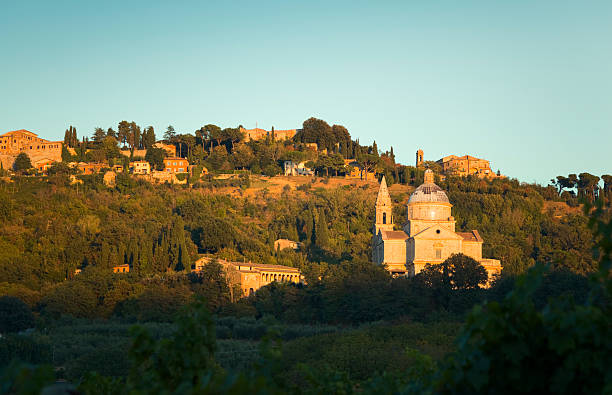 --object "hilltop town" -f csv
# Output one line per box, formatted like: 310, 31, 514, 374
1, 118, 610, 392
1, 118, 504, 186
